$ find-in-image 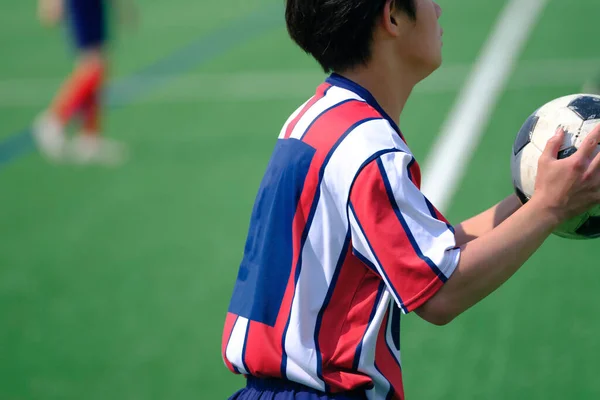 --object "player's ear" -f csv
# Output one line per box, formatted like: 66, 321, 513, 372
382, 0, 402, 37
